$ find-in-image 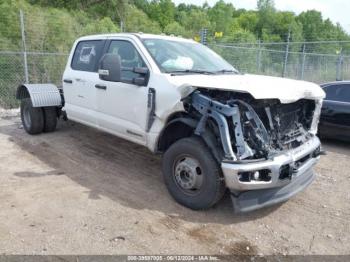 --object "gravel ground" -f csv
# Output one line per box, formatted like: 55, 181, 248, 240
0, 112, 349, 255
